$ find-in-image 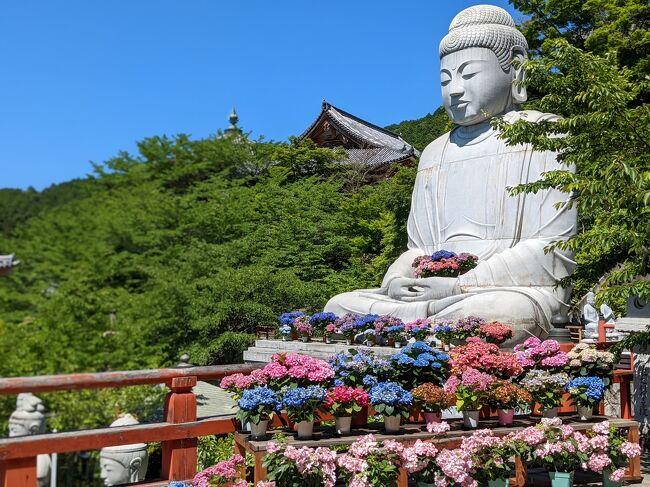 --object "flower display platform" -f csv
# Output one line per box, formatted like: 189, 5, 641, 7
243, 338, 399, 362
233, 415, 641, 487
